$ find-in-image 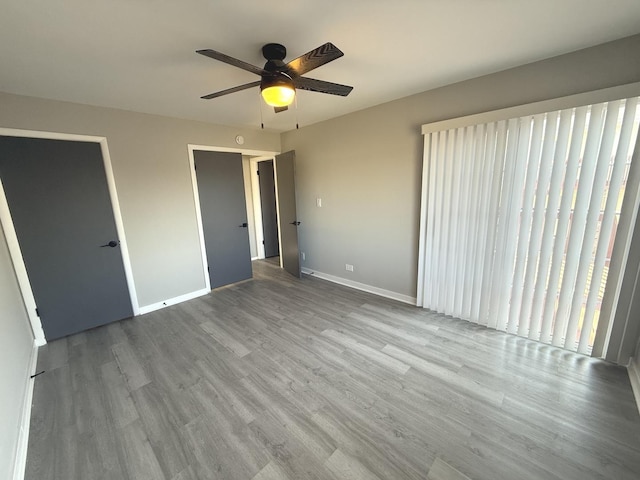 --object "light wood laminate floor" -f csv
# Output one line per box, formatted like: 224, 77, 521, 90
26, 260, 640, 480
